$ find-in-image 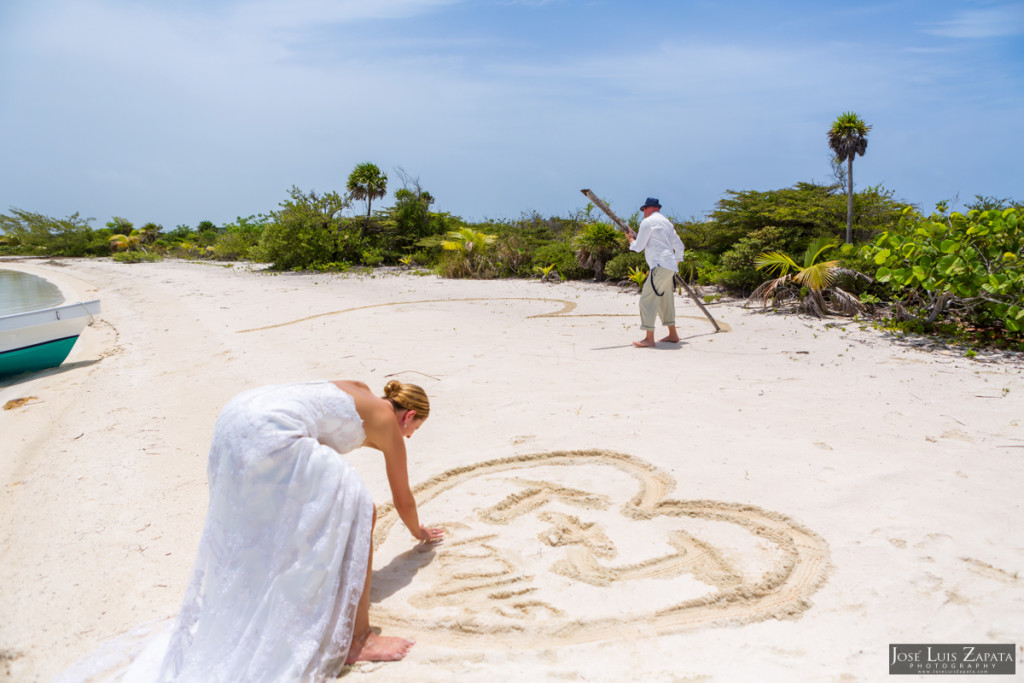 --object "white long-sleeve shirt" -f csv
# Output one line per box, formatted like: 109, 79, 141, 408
629, 211, 685, 270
